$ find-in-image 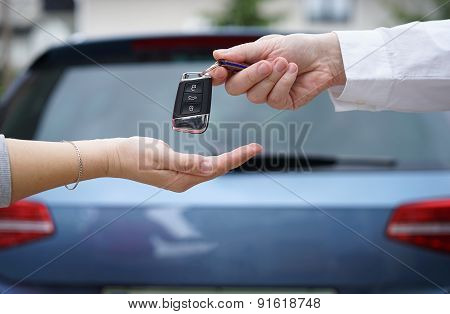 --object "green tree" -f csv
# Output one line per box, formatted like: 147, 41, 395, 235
210, 0, 281, 27
391, 0, 450, 23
